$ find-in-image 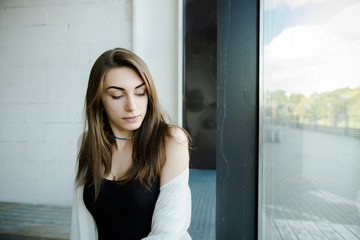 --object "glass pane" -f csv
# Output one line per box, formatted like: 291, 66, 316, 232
259, 1, 360, 239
